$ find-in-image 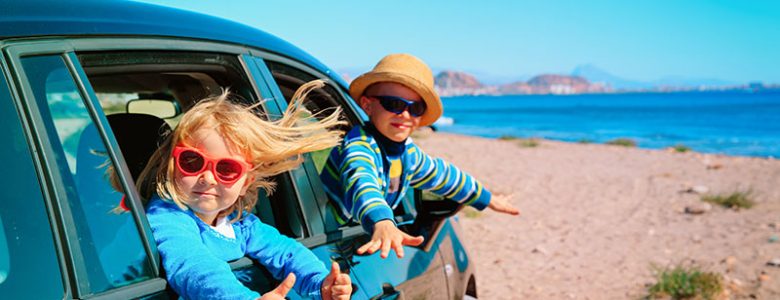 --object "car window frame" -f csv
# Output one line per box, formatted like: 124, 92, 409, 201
248, 54, 369, 243
254, 54, 427, 246
0, 48, 70, 299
